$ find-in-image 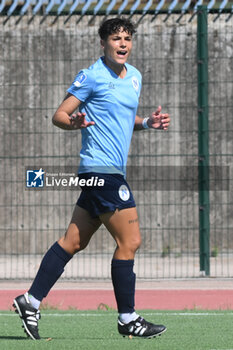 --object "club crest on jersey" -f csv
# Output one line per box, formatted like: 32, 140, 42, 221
118, 185, 130, 201
74, 72, 87, 87
132, 76, 139, 91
